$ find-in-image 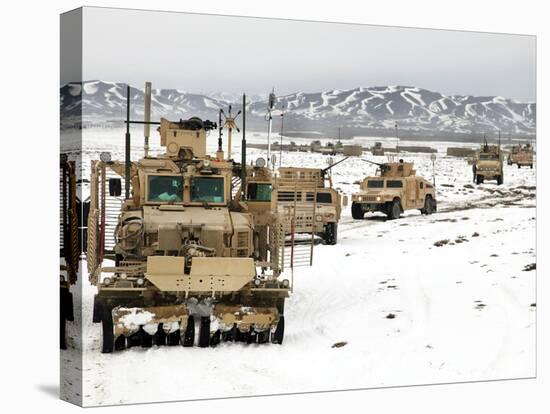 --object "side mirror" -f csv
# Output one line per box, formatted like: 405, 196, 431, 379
342, 195, 348, 207
109, 178, 122, 197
